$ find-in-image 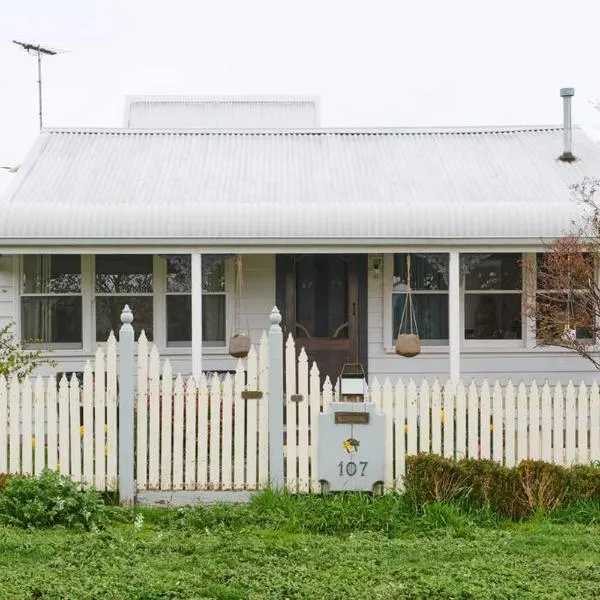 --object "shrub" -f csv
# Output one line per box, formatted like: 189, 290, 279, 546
518, 461, 569, 516
0, 323, 56, 381
0, 469, 107, 529
0, 473, 9, 493
567, 464, 600, 503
